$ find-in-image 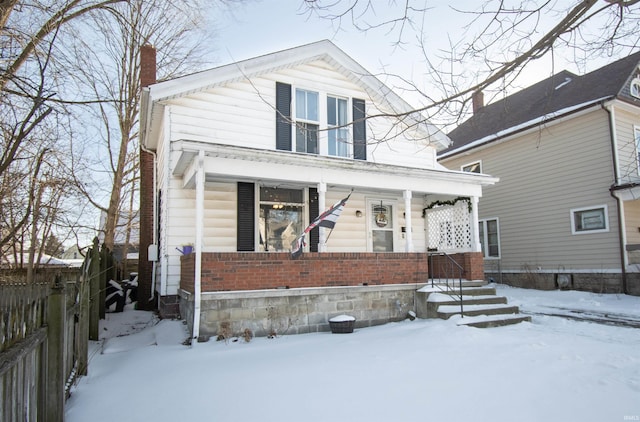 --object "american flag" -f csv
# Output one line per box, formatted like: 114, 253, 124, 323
291, 193, 351, 259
